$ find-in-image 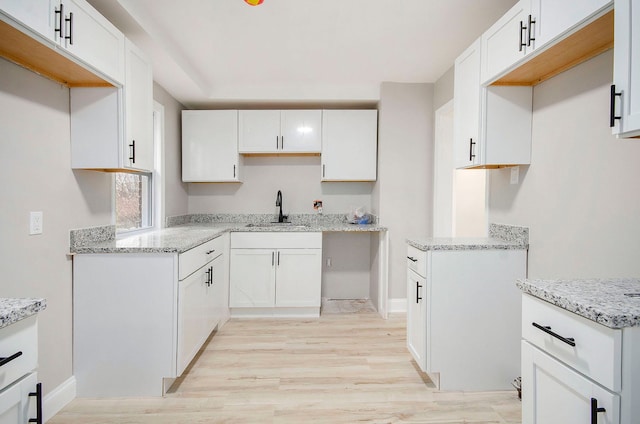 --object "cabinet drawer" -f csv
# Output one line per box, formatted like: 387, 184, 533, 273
0, 316, 37, 390
231, 232, 322, 249
406, 245, 427, 278
522, 294, 621, 392
179, 236, 225, 280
